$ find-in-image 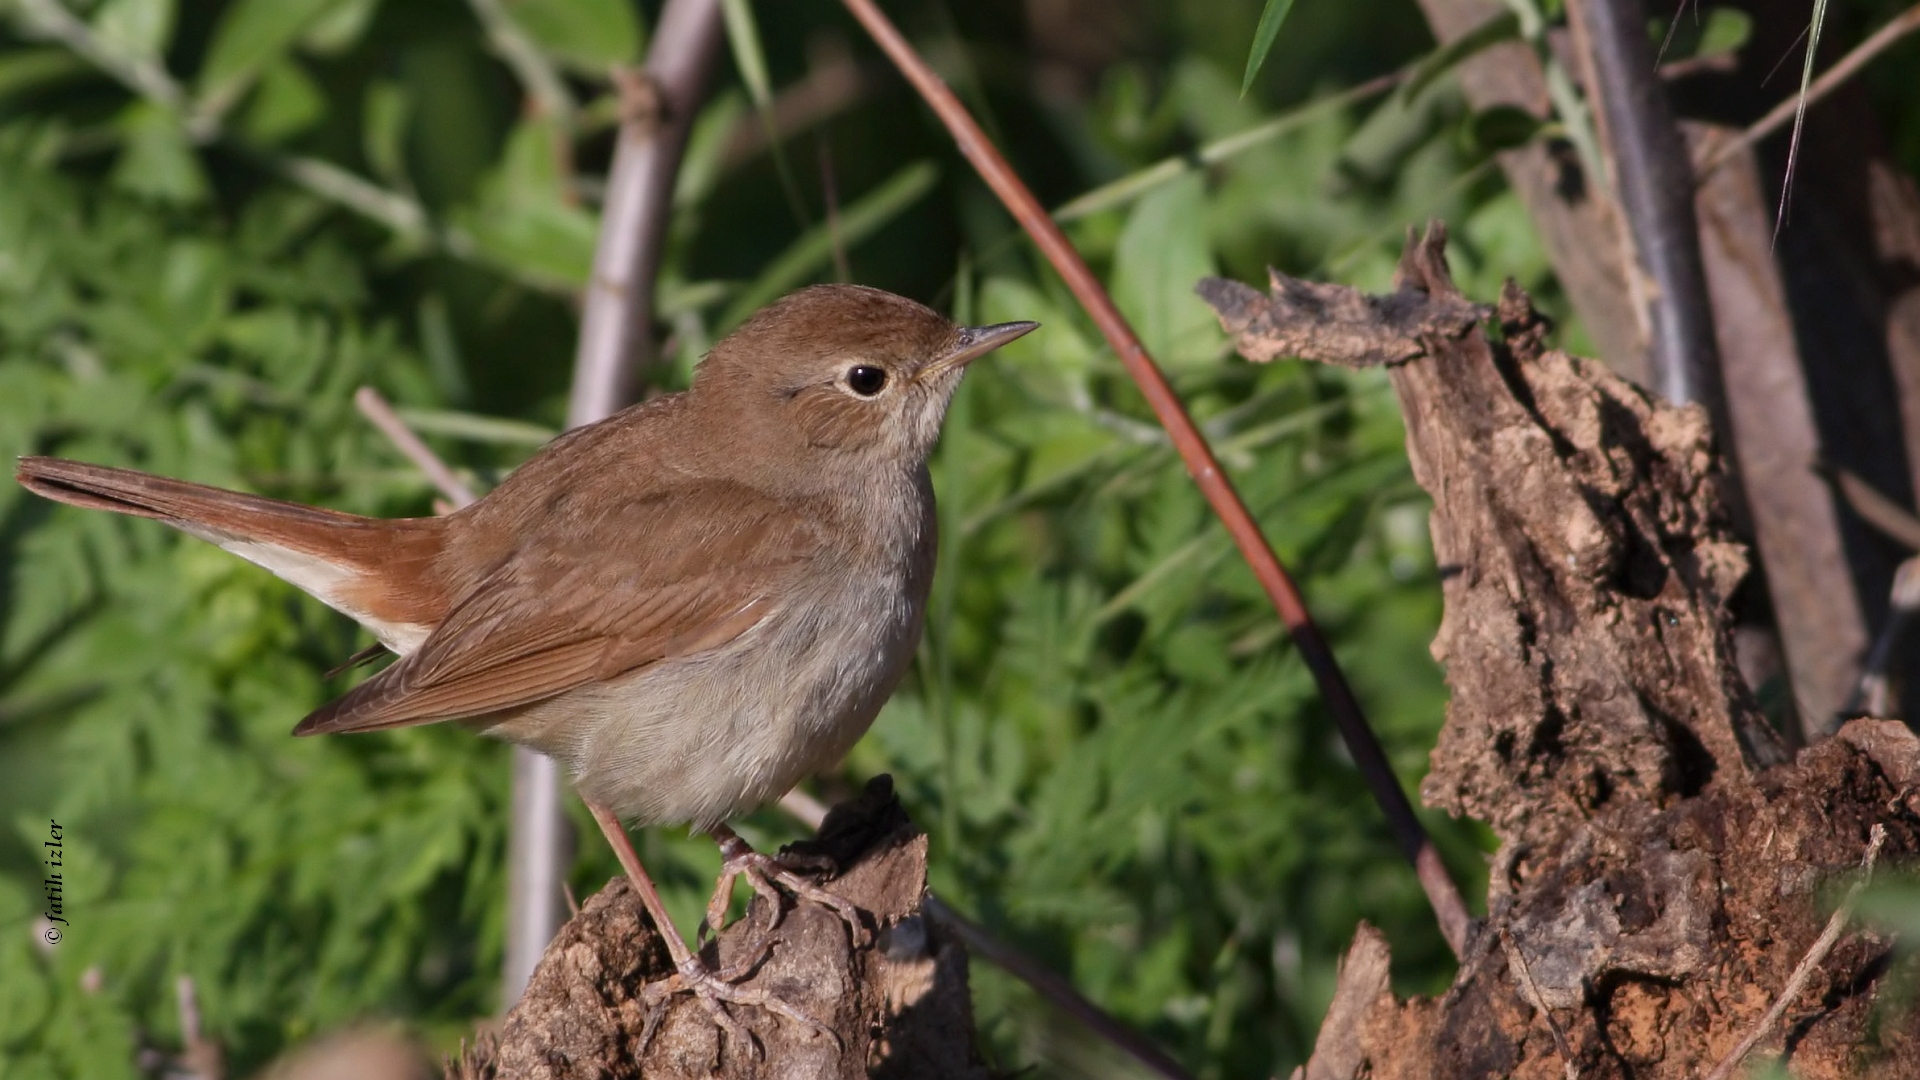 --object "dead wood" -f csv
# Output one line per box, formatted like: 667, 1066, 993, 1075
448, 777, 987, 1080
1201, 224, 1920, 1078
